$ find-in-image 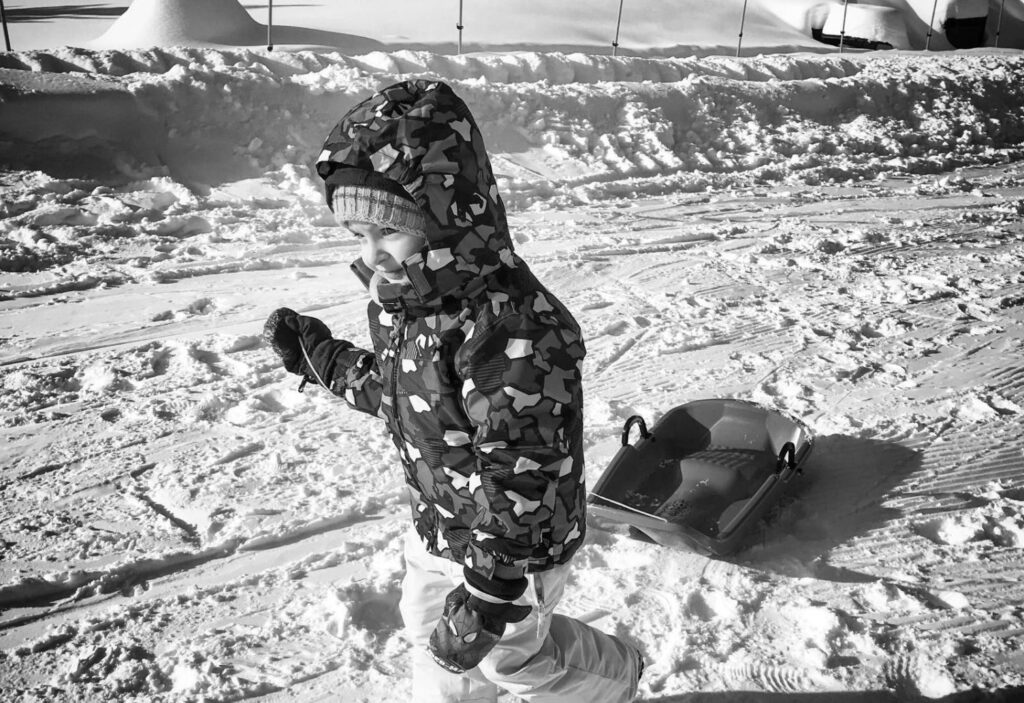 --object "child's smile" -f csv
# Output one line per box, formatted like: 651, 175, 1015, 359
344, 220, 425, 282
